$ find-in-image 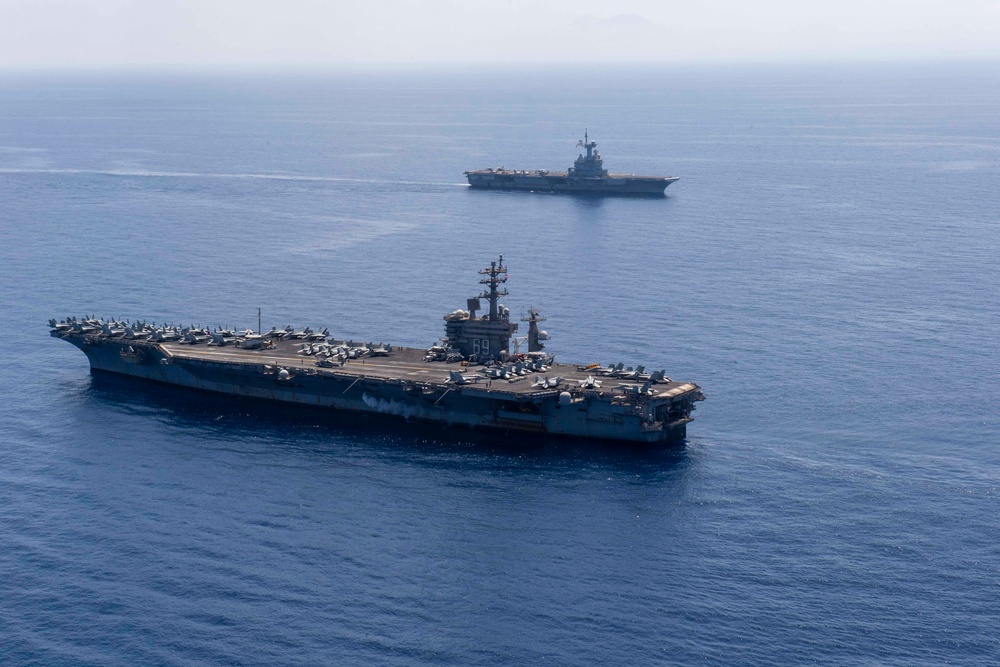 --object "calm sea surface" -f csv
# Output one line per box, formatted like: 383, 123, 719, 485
1, 63, 998, 665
